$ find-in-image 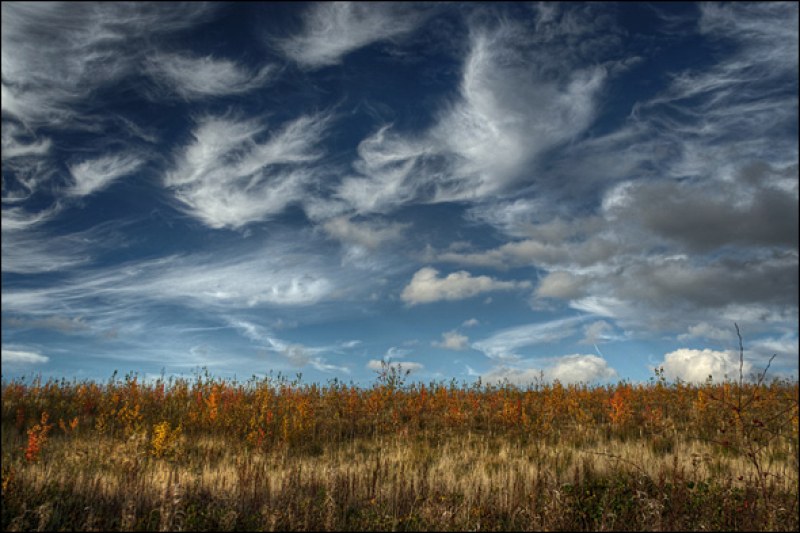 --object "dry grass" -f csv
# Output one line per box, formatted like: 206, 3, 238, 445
3, 425, 798, 531
2, 370, 797, 531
